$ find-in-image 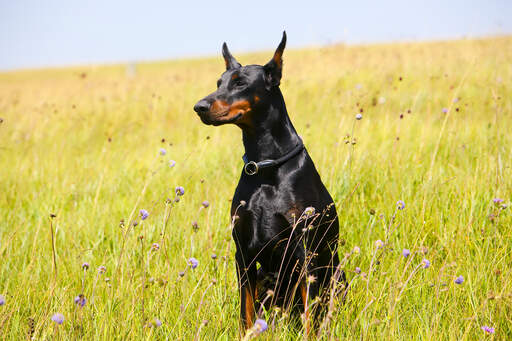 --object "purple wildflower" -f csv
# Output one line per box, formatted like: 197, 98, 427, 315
0, 294, 5, 306
492, 198, 504, 204
98, 266, 107, 274
402, 249, 411, 258
153, 318, 162, 327
51, 313, 64, 325
481, 326, 495, 334
356, 113, 363, 120
454, 275, 464, 284
442, 108, 448, 113
453, 97, 459, 103
375, 240, 384, 249
169, 160, 176, 168
254, 319, 268, 333
422, 259, 431, 269
81, 262, 89, 270
396, 200, 405, 210
304, 207, 315, 217
355, 267, 361, 274
188, 257, 199, 269
175, 186, 185, 196
159, 148, 166, 156
140, 209, 149, 220
151, 243, 160, 251
74, 294, 86, 307
202, 200, 210, 208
